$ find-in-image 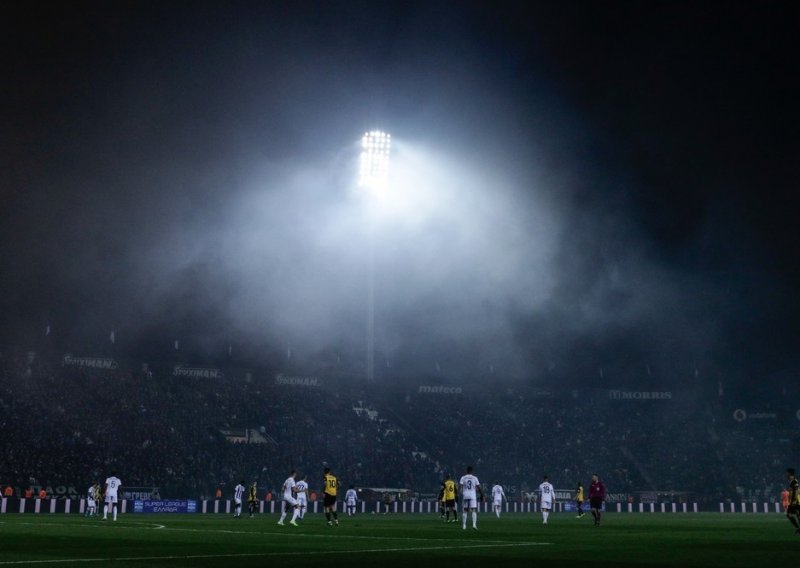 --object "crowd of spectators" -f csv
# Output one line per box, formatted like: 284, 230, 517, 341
1, 349, 797, 504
